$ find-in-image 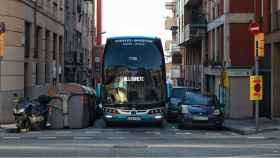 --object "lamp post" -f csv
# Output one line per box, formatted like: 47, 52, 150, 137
92, 31, 106, 88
